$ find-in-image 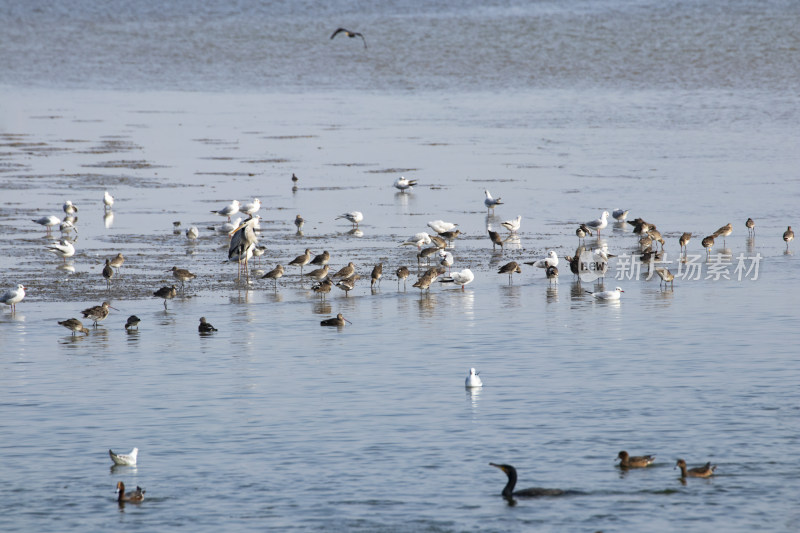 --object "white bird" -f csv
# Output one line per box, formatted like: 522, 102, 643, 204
526, 250, 558, 269
46, 239, 75, 262
240, 198, 261, 216
465, 368, 483, 388
484, 189, 503, 212
59, 219, 78, 234
439, 250, 454, 273
335, 211, 363, 227
62, 200, 78, 215
441, 268, 475, 290
427, 220, 458, 234
0, 284, 26, 312
109, 447, 138, 466
612, 208, 629, 221
32, 215, 61, 233
587, 286, 624, 300
585, 211, 610, 235
103, 190, 114, 210
501, 215, 522, 234
401, 232, 432, 249
211, 199, 240, 221
393, 176, 418, 192
186, 226, 199, 240
217, 217, 242, 234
